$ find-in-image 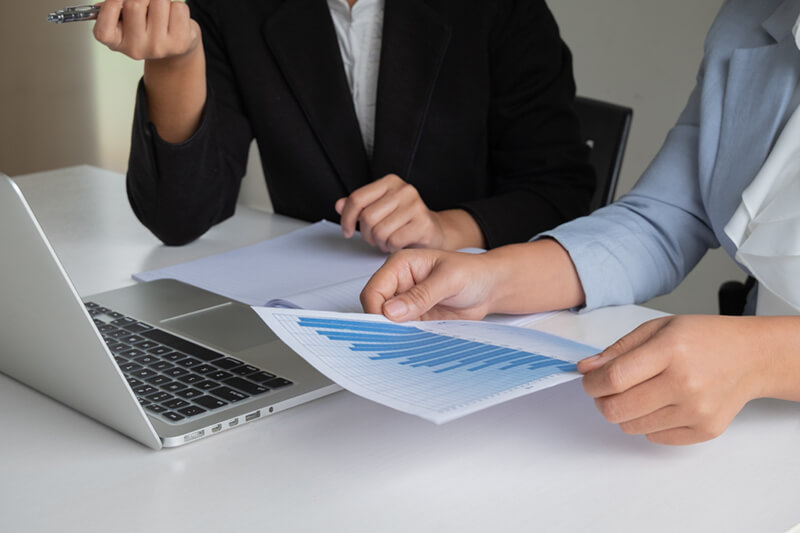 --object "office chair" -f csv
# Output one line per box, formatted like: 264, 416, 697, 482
575, 96, 633, 211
